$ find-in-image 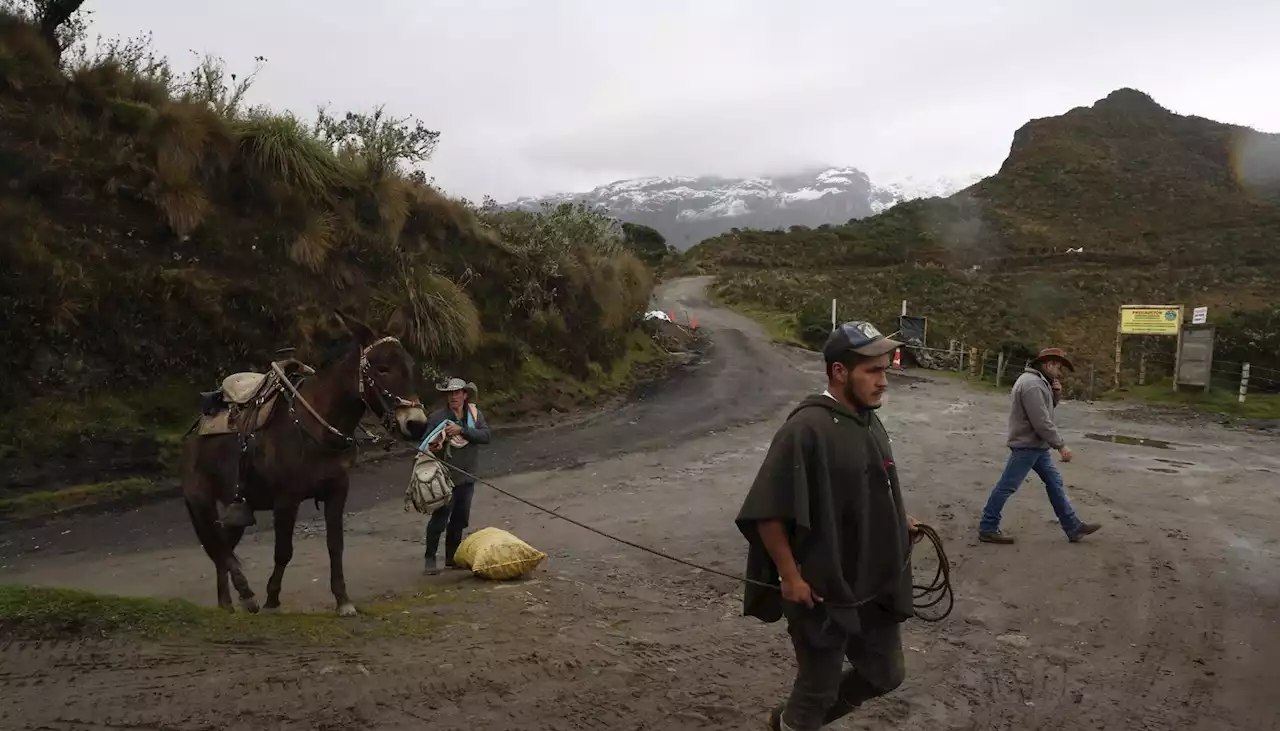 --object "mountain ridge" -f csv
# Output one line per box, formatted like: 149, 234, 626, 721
509, 167, 983, 249
689, 88, 1280, 394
